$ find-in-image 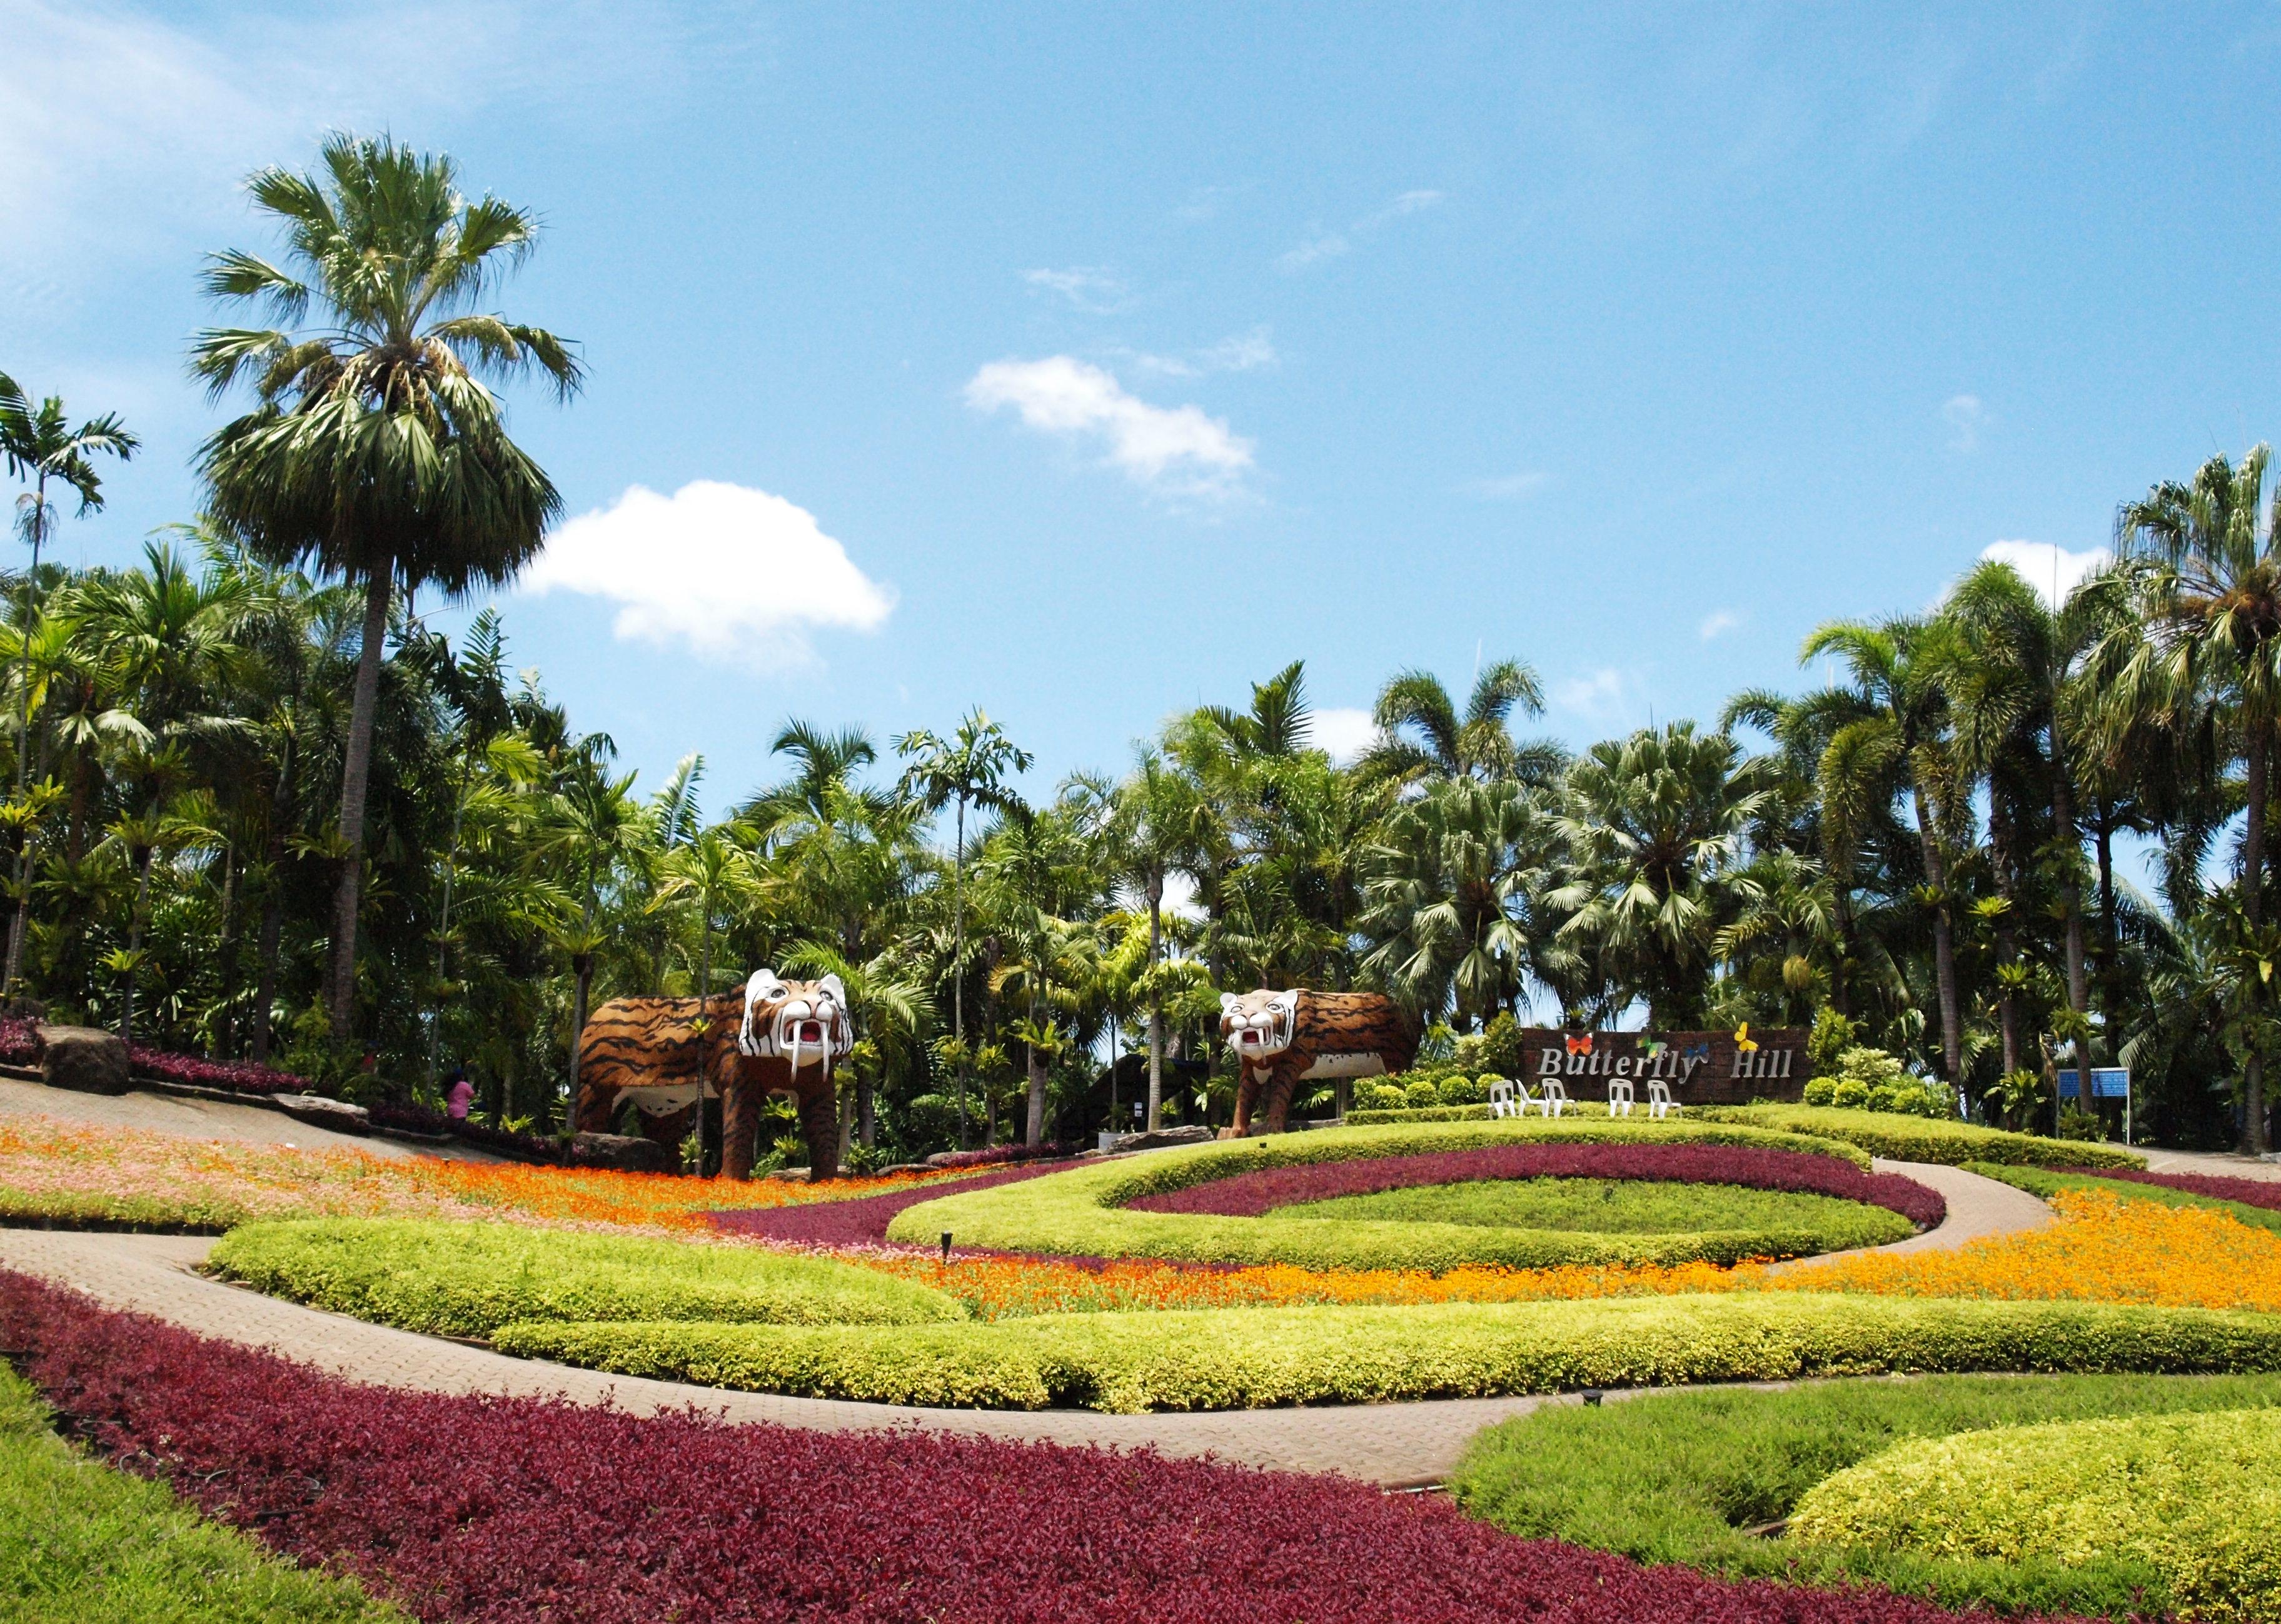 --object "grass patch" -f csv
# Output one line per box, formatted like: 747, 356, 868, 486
1451, 1371, 2281, 1620
886, 1118, 1878, 1272
1278, 1178, 1911, 1250
1971, 1162, 2281, 1236
0, 1363, 403, 1622
1693, 1105, 2145, 1169
1792, 1400, 2281, 1621
211, 1218, 965, 1339
493, 1293, 2281, 1413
